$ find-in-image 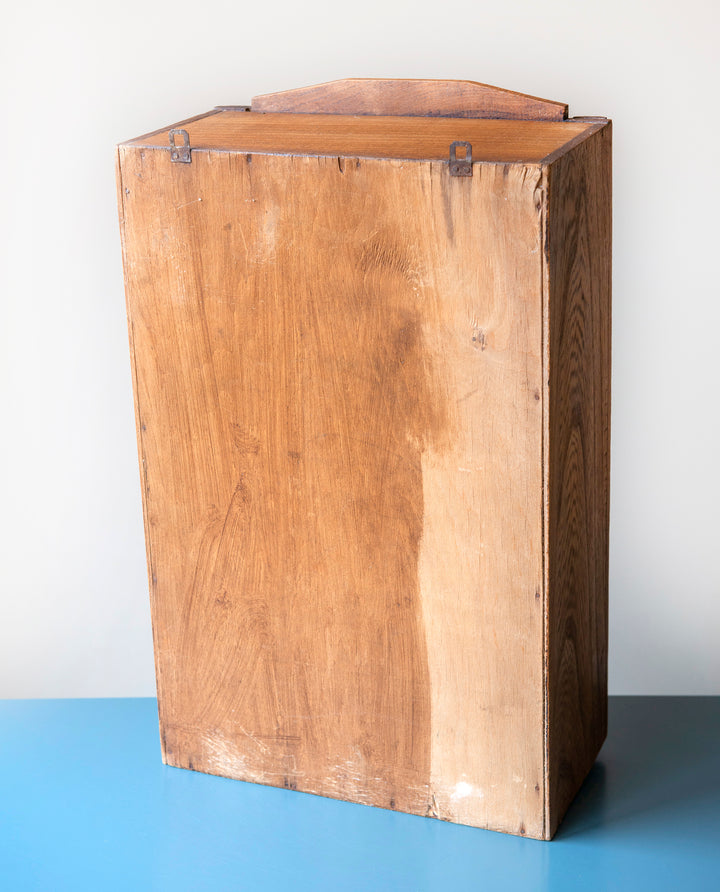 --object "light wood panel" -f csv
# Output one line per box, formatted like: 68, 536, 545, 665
544, 122, 612, 837
416, 162, 546, 836
251, 78, 568, 121
117, 148, 548, 834
124, 111, 593, 164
